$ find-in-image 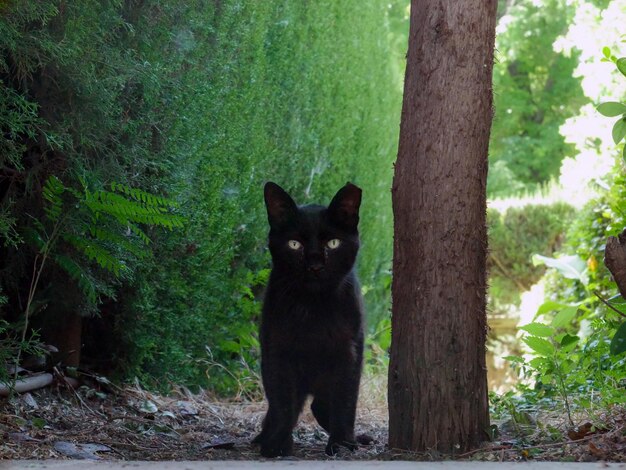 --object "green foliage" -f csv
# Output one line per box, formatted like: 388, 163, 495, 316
597, 47, 626, 161
115, 0, 403, 391
487, 203, 575, 306
609, 300, 626, 355
0, 0, 177, 317
0, 318, 45, 389
507, 50, 626, 413
364, 316, 392, 375
0, 0, 402, 392
34, 175, 183, 304
487, 161, 527, 197
507, 292, 626, 416
489, 0, 588, 195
